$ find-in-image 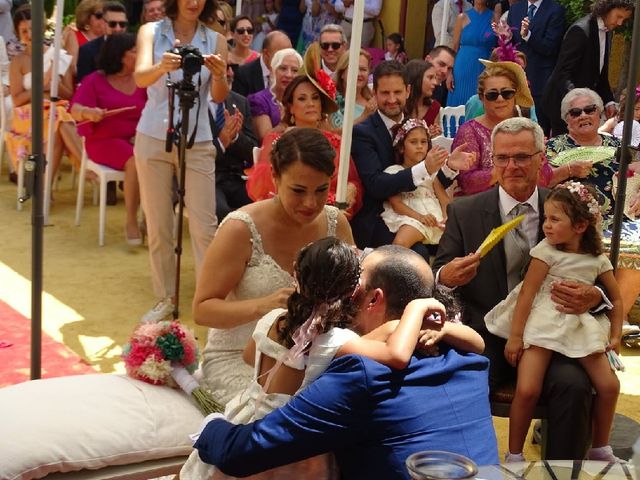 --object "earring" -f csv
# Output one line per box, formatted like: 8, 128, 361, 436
290, 115, 296, 126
